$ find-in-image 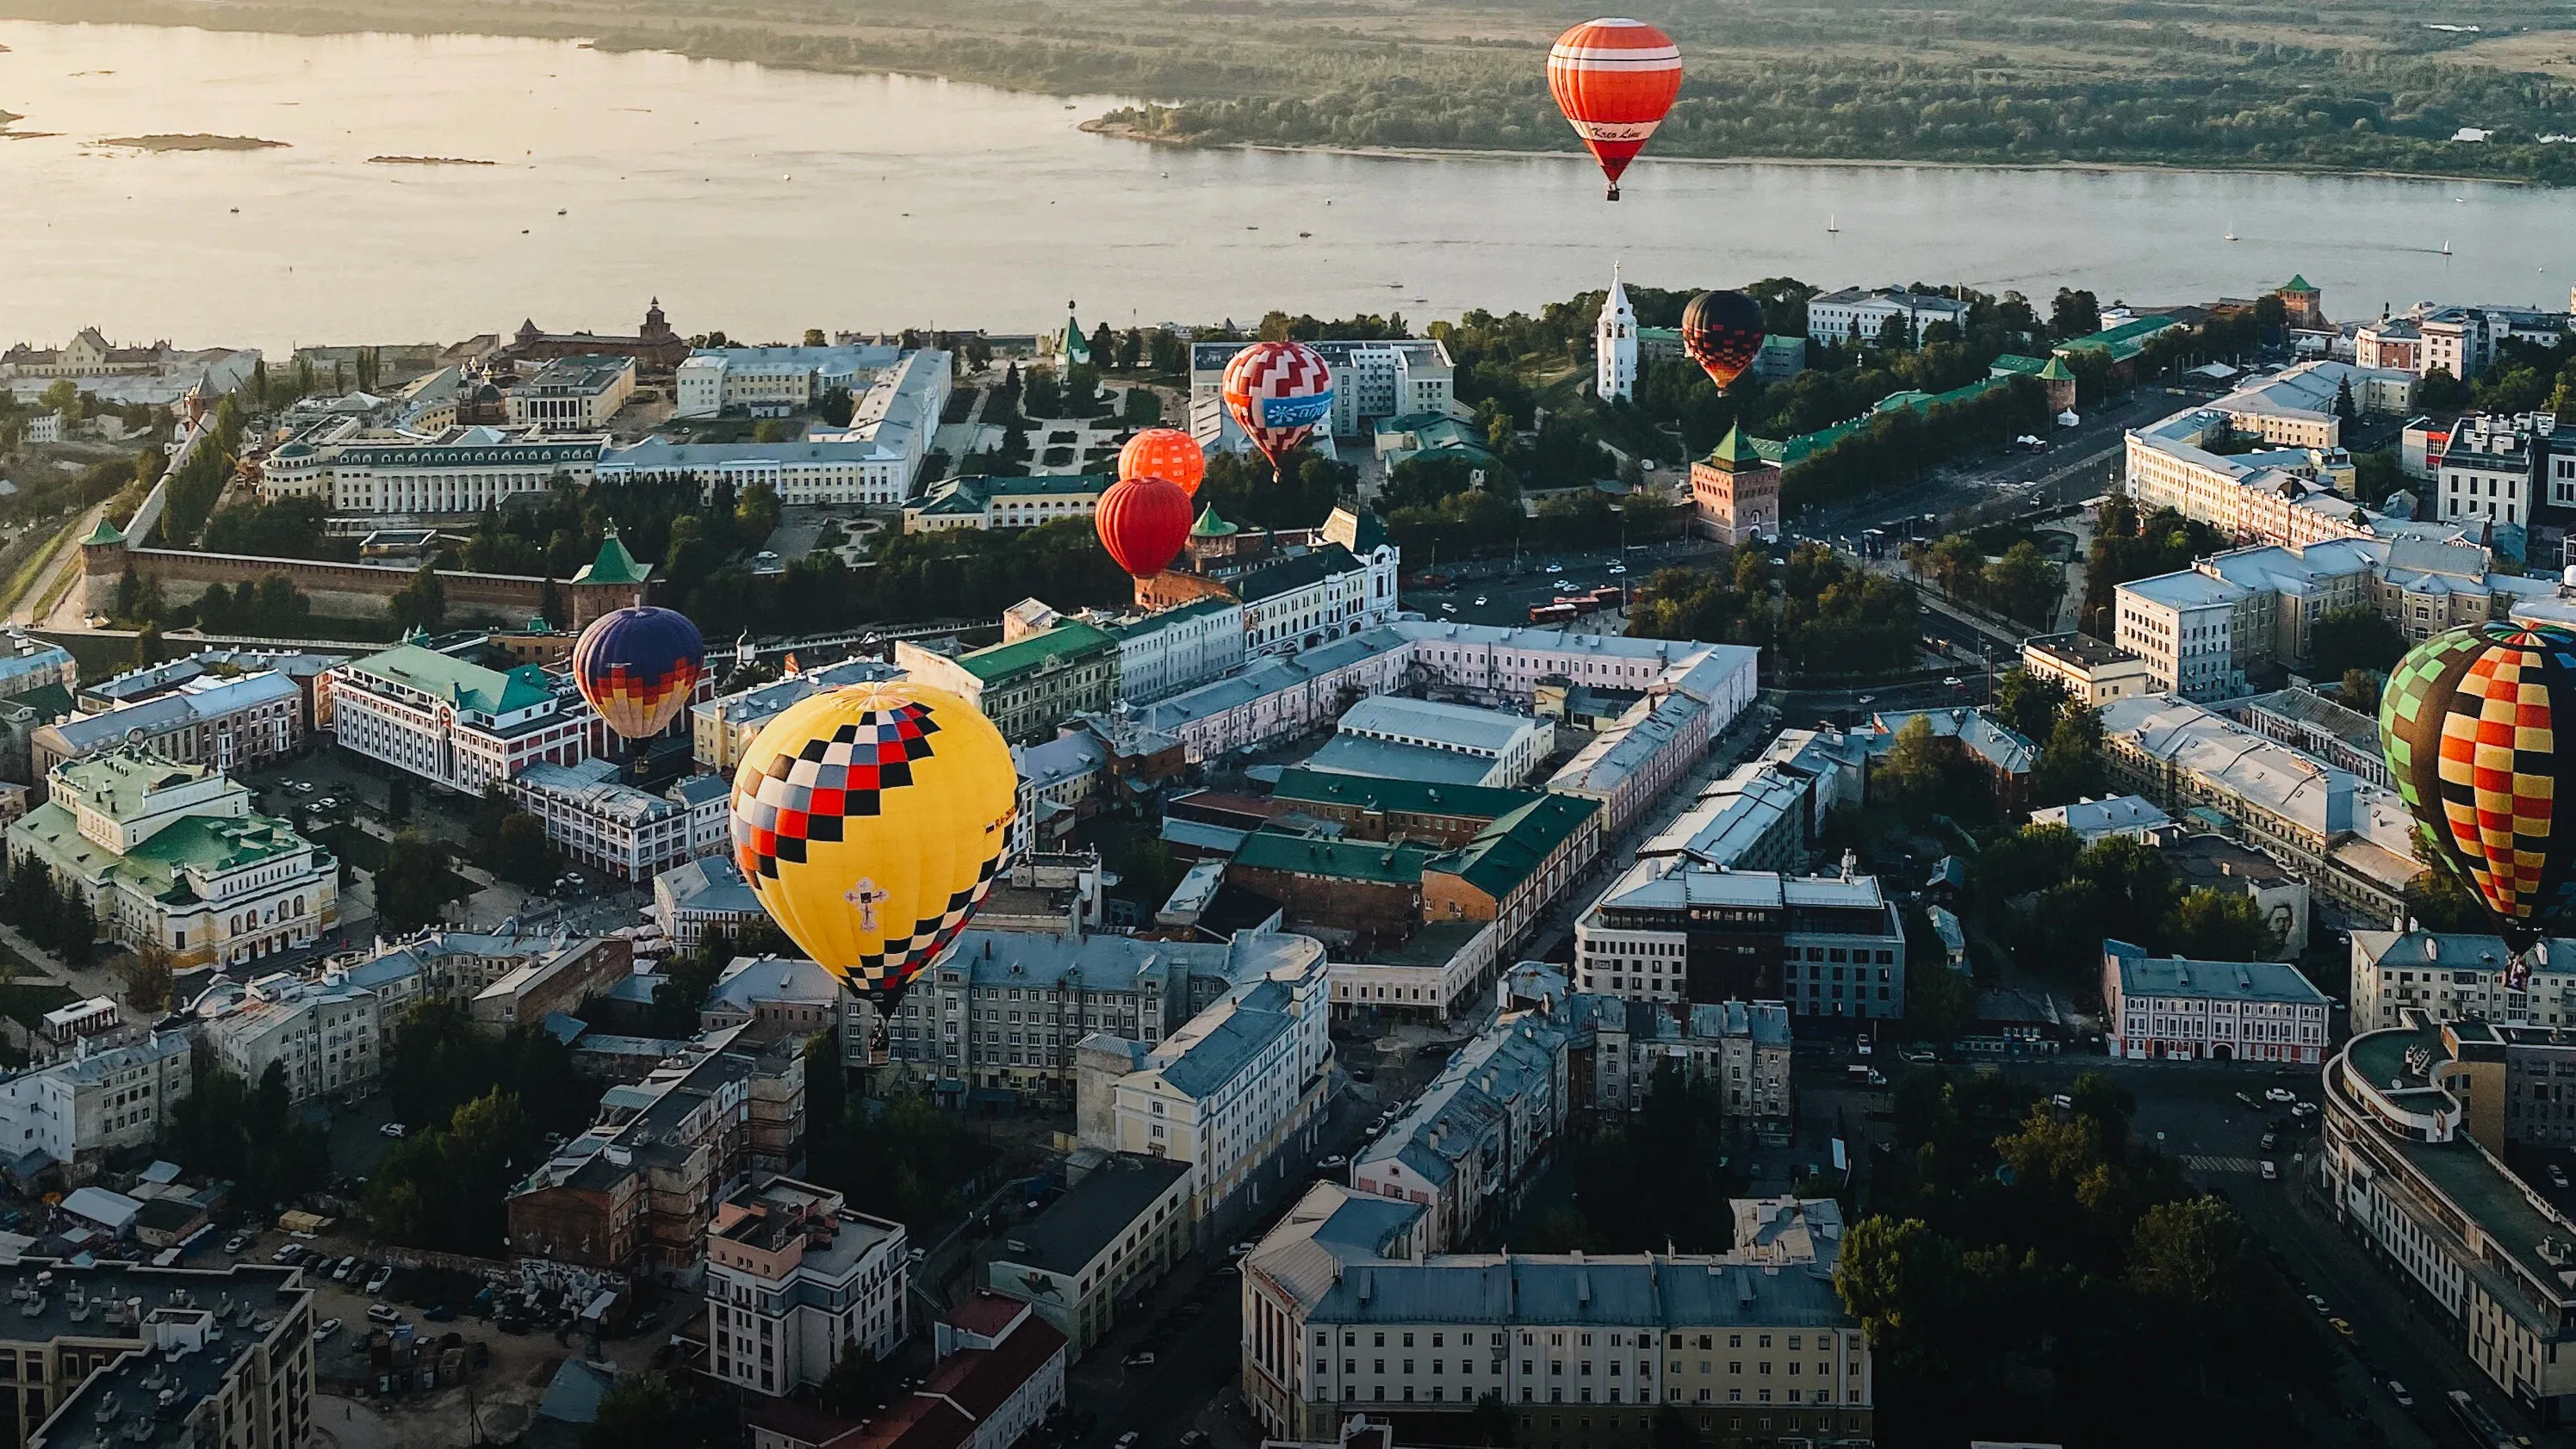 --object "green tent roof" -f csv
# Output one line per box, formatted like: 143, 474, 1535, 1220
1702, 424, 1766, 471
2283, 274, 2315, 292
572, 524, 652, 586
2037, 356, 2076, 382
1190, 504, 1239, 539
80, 515, 125, 547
